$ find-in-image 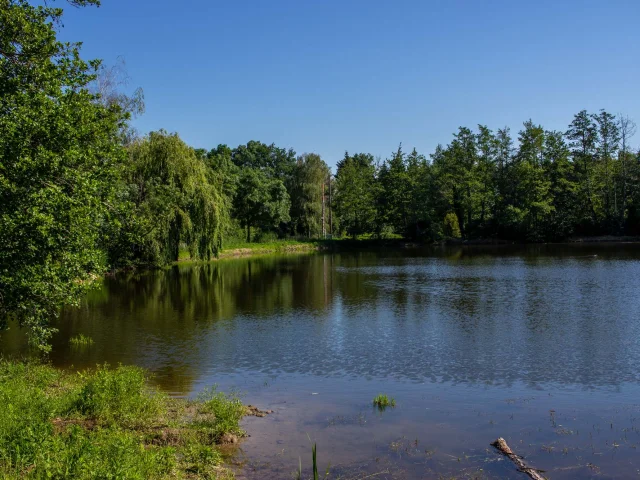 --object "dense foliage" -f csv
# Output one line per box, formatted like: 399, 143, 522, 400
0, 0, 126, 349
356, 113, 640, 242
108, 131, 229, 267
